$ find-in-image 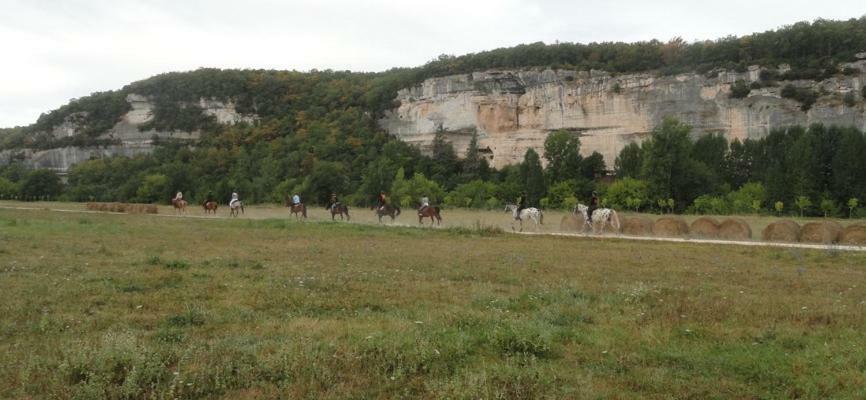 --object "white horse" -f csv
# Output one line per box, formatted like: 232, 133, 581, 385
575, 203, 620, 234
229, 199, 244, 217
505, 204, 544, 232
